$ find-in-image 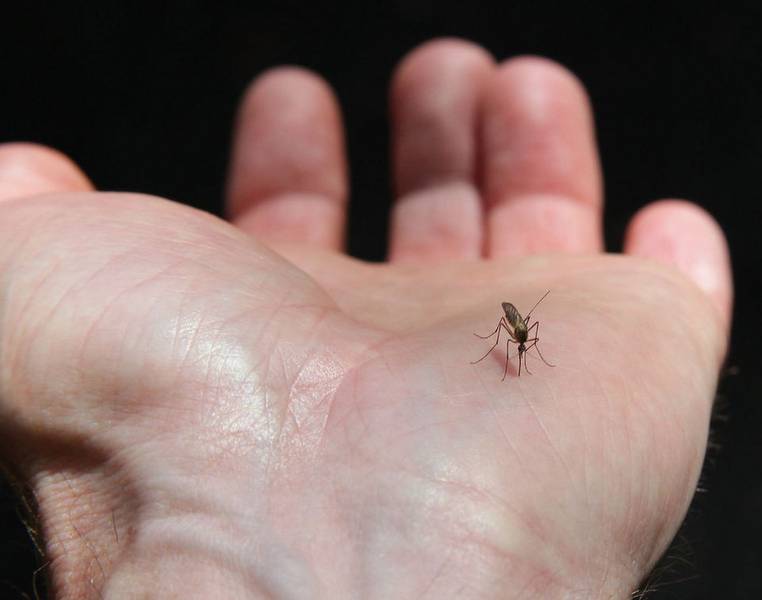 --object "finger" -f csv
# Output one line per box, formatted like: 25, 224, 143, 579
482, 57, 602, 257
389, 39, 494, 263
624, 199, 733, 327
0, 142, 93, 201
226, 67, 348, 250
